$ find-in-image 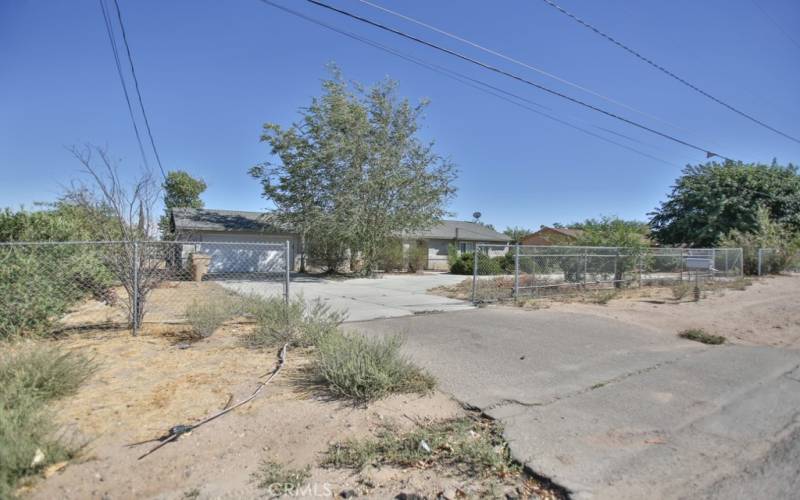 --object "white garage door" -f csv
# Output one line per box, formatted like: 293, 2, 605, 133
197, 233, 289, 274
